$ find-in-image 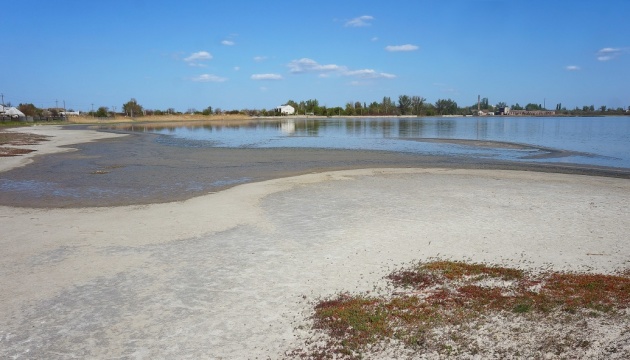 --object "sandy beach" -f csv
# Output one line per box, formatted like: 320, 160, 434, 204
1, 126, 629, 358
